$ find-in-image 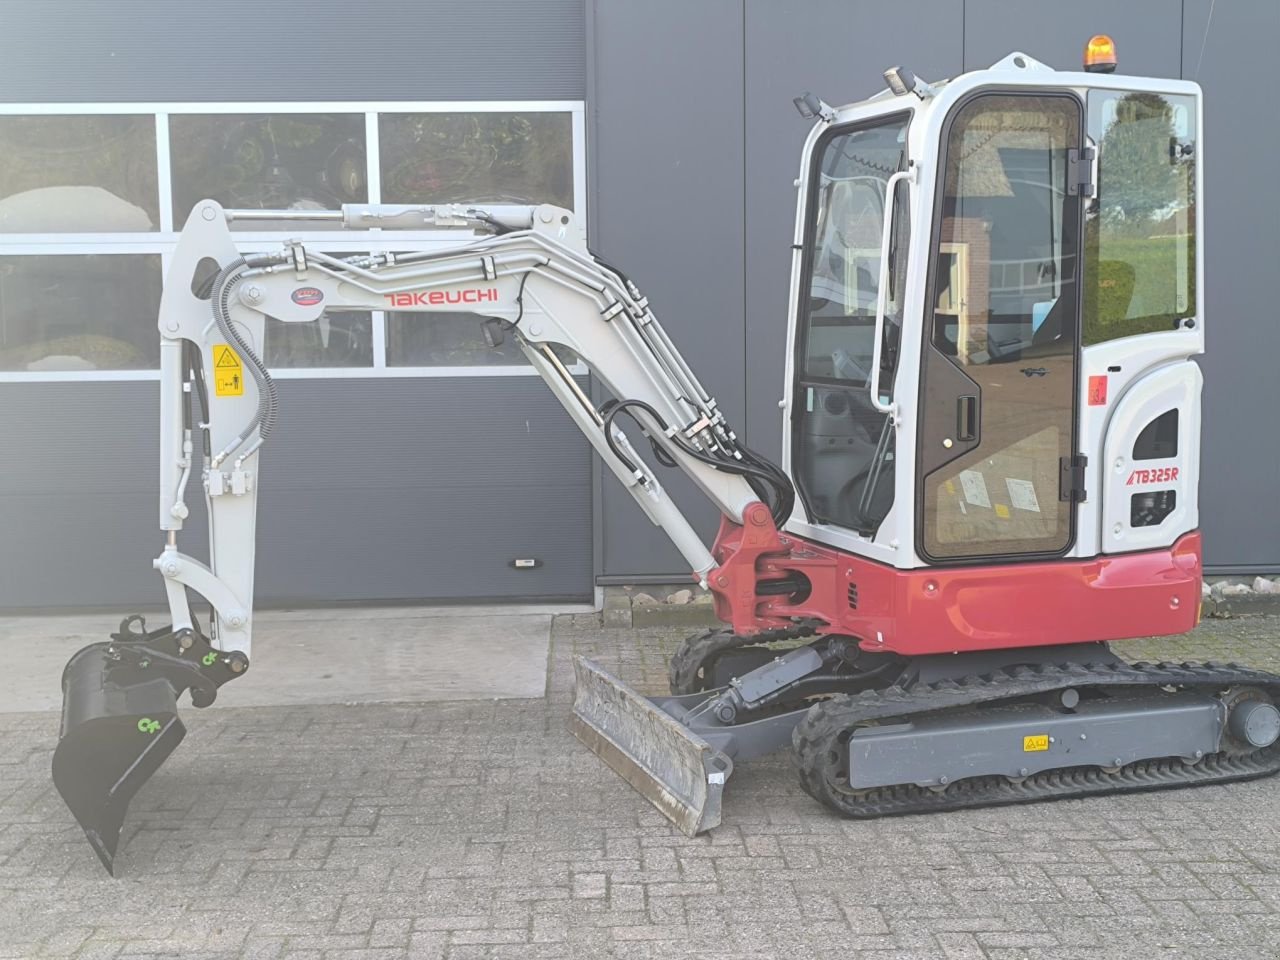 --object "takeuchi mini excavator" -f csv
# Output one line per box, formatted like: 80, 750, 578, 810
54, 40, 1280, 874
